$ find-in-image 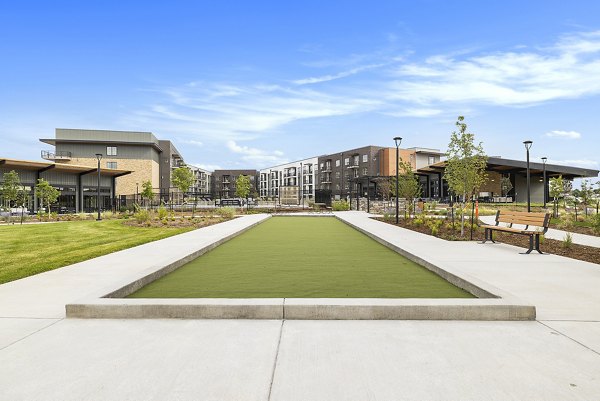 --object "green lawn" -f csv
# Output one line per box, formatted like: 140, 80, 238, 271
0, 220, 193, 284
129, 217, 473, 298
